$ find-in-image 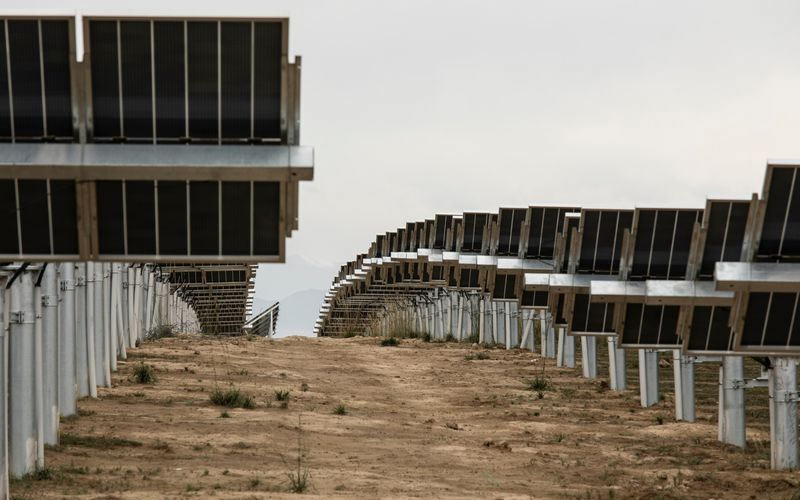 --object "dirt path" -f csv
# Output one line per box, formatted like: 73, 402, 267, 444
12, 334, 800, 499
